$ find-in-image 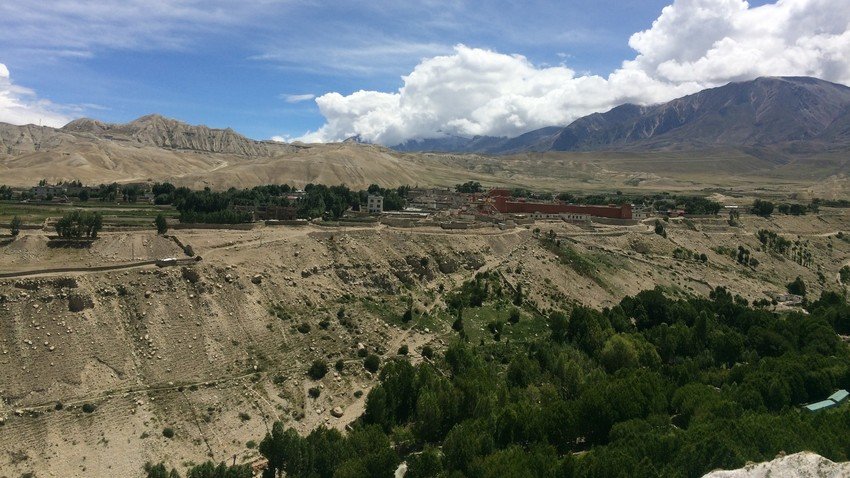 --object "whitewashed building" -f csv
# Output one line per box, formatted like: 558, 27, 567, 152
367, 195, 384, 214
